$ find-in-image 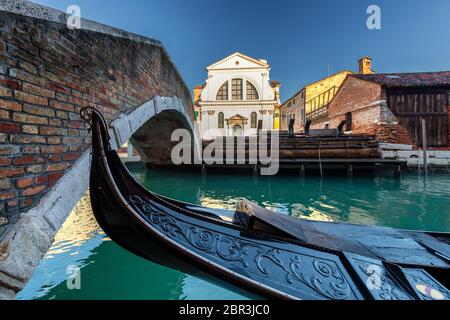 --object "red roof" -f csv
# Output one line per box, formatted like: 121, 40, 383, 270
351, 71, 450, 88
